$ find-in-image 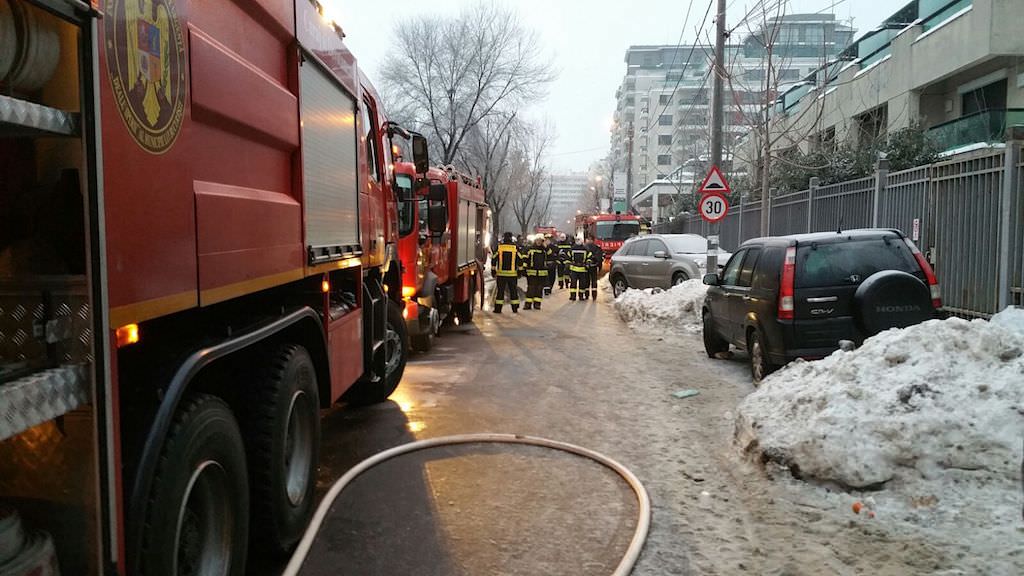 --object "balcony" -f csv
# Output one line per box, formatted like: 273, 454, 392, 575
927, 108, 1024, 151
